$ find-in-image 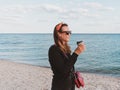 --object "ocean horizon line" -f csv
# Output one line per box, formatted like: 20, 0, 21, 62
0, 33, 120, 35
